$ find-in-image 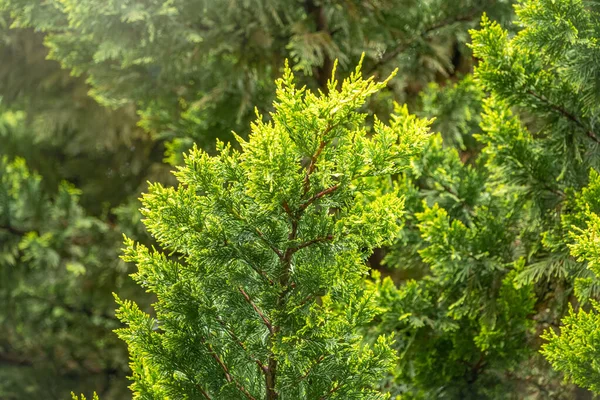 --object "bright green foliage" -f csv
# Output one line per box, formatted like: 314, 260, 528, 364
370, 268, 535, 399
116, 62, 428, 399
367, 127, 539, 398
361, 75, 539, 397
542, 303, 600, 394
548, 170, 600, 301
541, 172, 600, 393
72, 393, 100, 400
468, 0, 600, 297
0, 155, 150, 398
473, 0, 600, 117
471, 2, 600, 202
8, 0, 600, 398
0, 0, 514, 155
